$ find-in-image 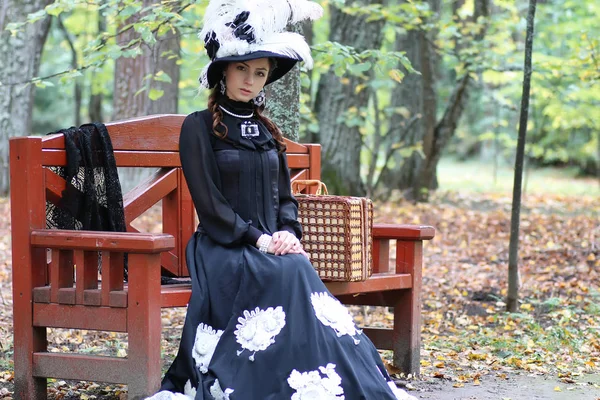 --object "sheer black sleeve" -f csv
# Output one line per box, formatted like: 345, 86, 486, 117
277, 151, 302, 239
179, 112, 262, 246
